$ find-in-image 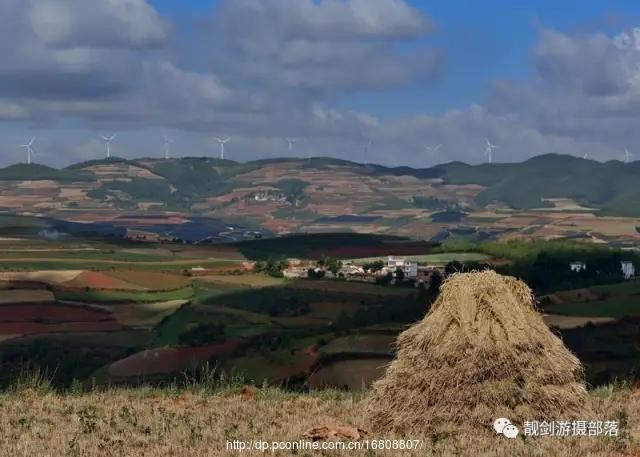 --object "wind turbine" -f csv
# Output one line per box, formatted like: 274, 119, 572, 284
485, 138, 498, 164
163, 135, 173, 160
623, 146, 633, 163
363, 138, 372, 166
215, 137, 231, 159
285, 138, 296, 153
425, 144, 442, 155
18, 137, 35, 165
101, 134, 116, 159
583, 152, 588, 160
